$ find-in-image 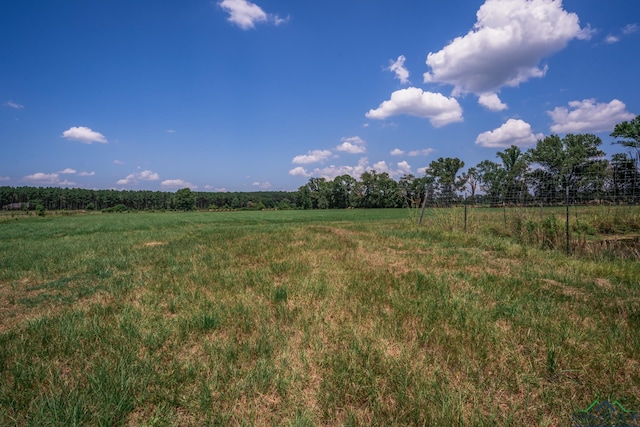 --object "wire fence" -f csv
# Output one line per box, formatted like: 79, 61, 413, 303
417, 164, 640, 260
